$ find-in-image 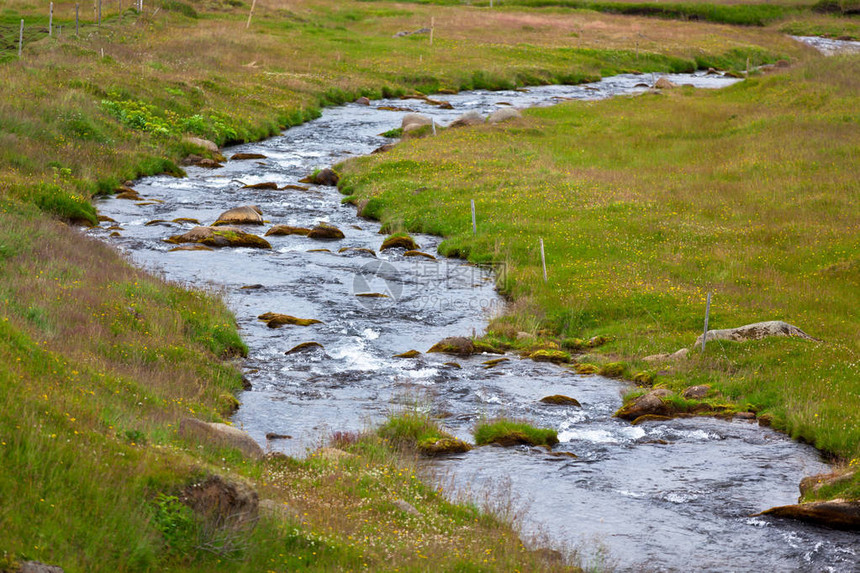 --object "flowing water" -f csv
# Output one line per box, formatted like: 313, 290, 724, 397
93, 73, 859, 572
793, 35, 860, 56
